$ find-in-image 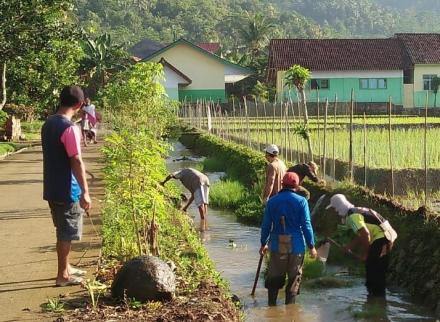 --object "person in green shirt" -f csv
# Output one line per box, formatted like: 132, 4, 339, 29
326, 194, 395, 297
